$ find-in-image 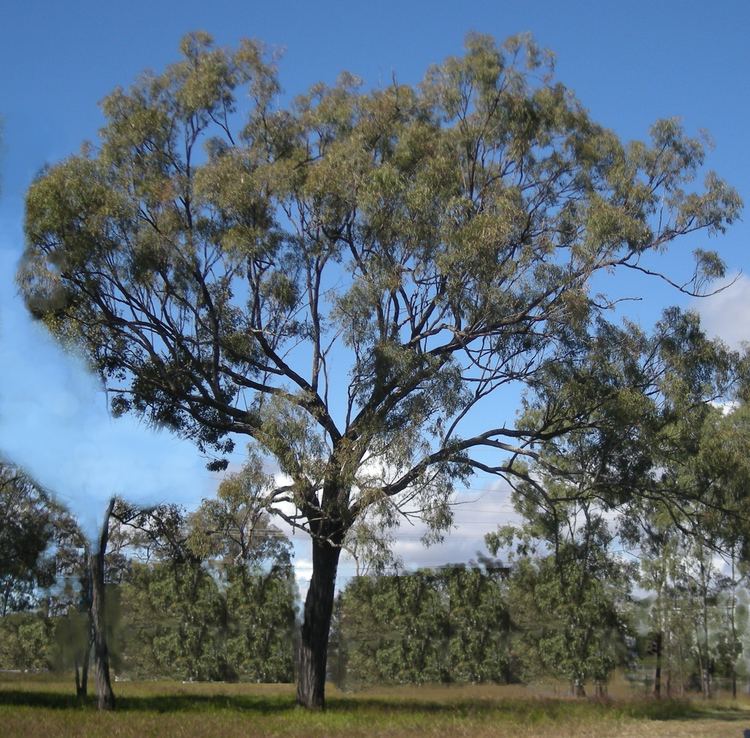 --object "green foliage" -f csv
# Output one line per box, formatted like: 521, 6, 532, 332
118, 560, 227, 681
50, 608, 90, 674
487, 459, 634, 693
18, 32, 741, 546
332, 563, 515, 687
18, 30, 743, 706
503, 547, 630, 690
117, 554, 296, 682
222, 562, 297, 682
0, 463, 67, 615
0, 612, 54, 670
112, 479, 298, 682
